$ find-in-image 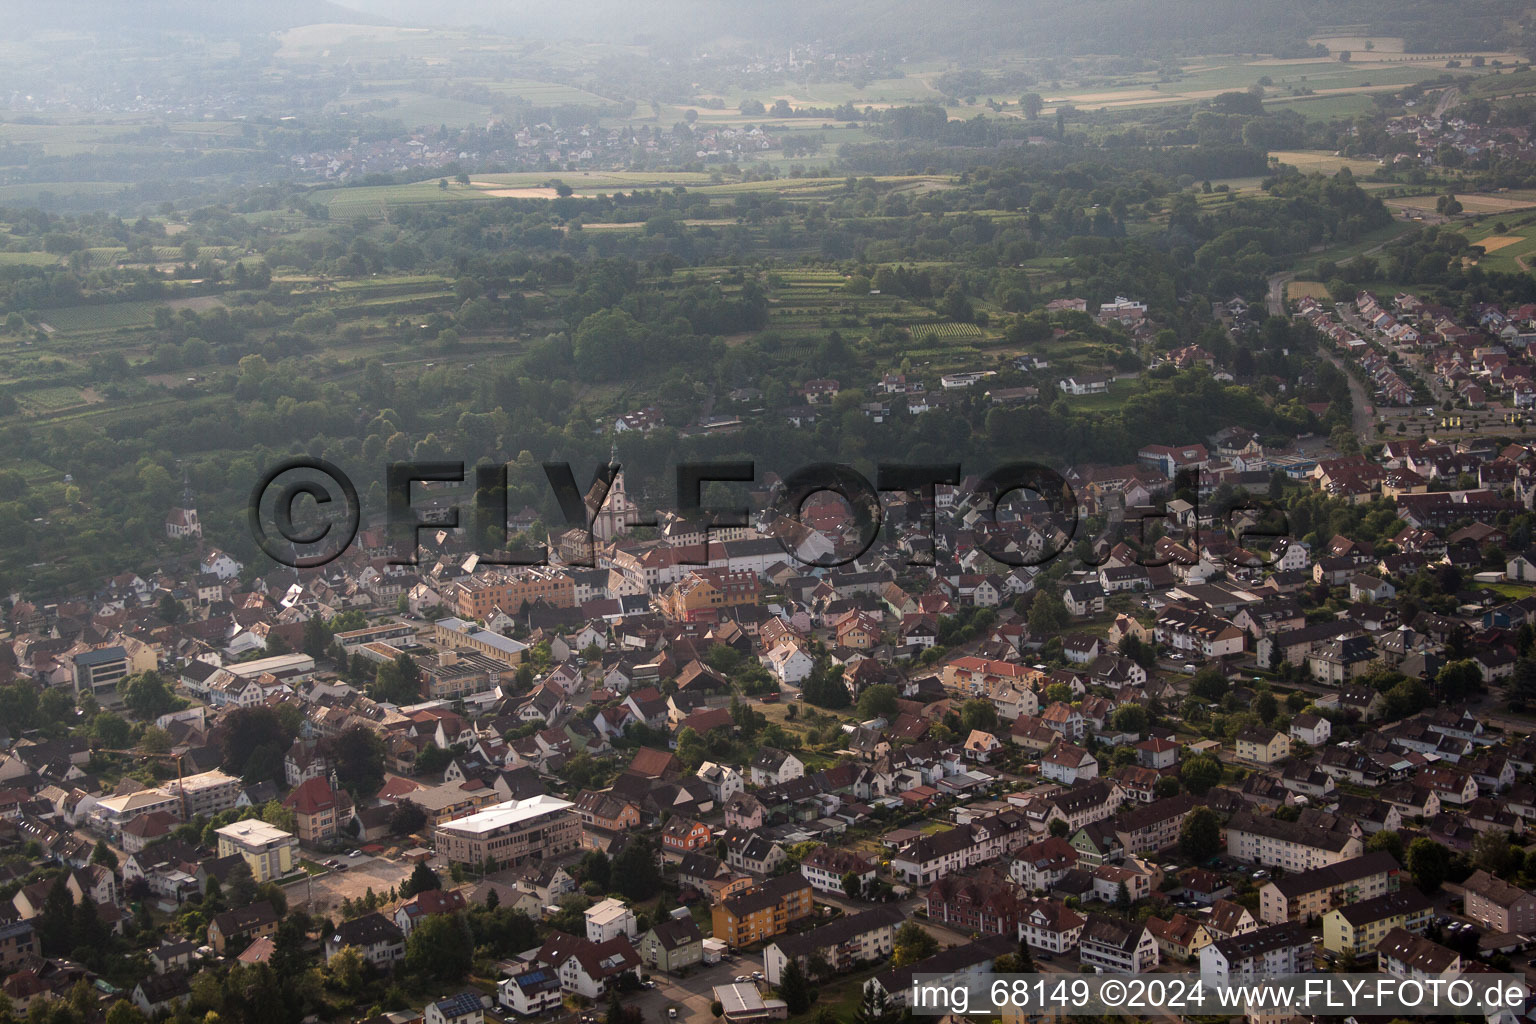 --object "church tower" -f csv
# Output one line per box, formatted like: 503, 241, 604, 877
591, 439, 641, 543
